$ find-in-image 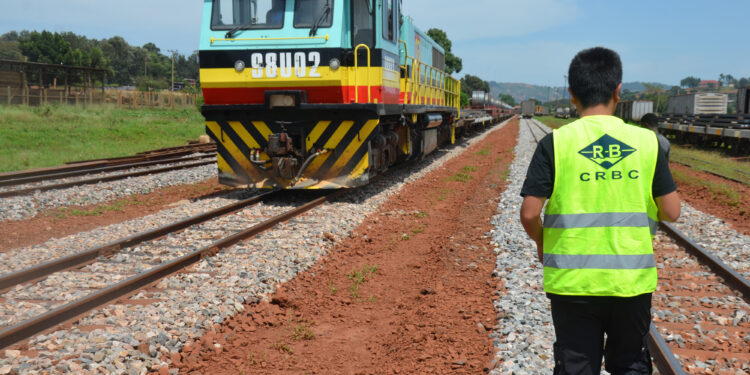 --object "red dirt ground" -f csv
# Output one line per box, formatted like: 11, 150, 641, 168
670, 163, 750, 236
164, 119, 520, 374
0, 179, 232, 251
